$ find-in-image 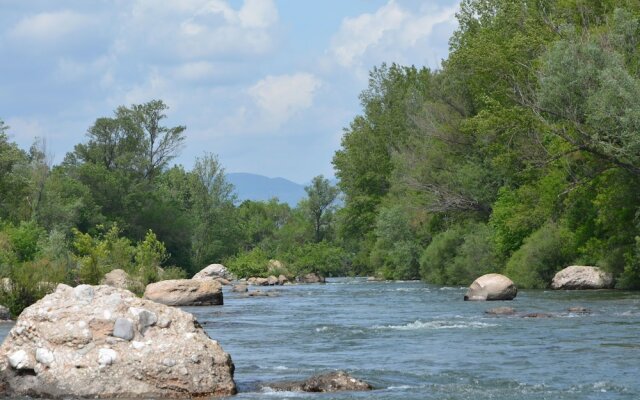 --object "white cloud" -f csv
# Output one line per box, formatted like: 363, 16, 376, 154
248, 73, 322, 128
10, 10, 95, 43
329, 1, 457, 70
238, 0, 278, 28
121, 0, 279, 60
